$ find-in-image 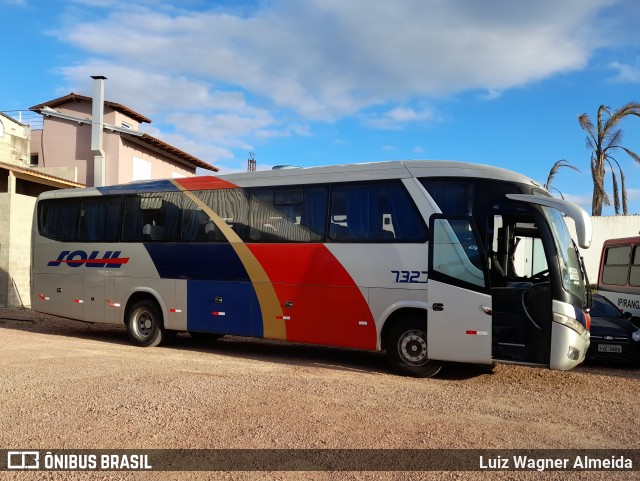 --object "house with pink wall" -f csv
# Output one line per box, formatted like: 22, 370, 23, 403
29, 91, 217, 186
0, 81, 217, 307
